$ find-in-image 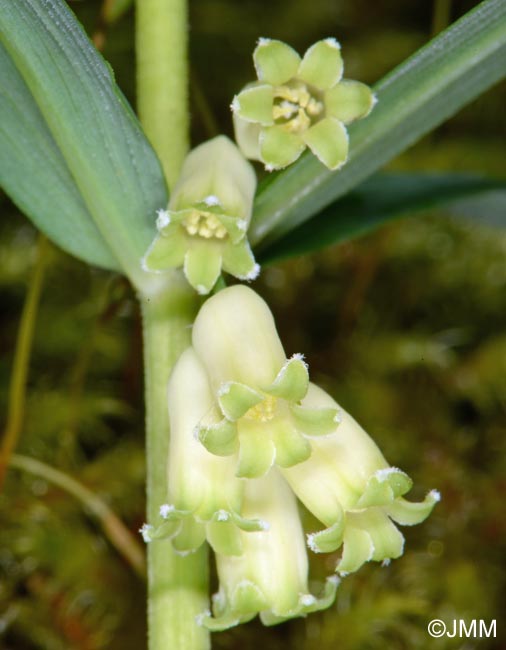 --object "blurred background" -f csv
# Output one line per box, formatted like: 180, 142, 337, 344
1, 0, 505, 648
